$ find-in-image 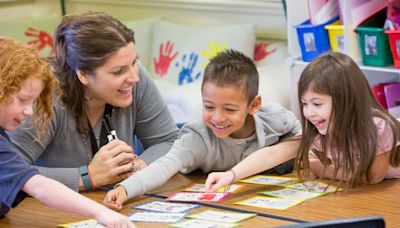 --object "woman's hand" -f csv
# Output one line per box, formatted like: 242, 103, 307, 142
88, 139, 135, 188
